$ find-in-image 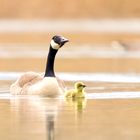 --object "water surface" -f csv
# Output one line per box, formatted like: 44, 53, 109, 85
1, 43, 140, 140
1, 72, 140, 140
